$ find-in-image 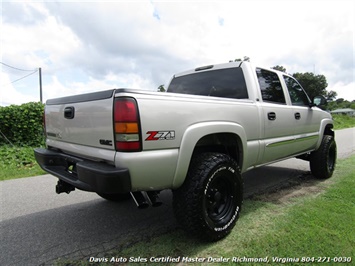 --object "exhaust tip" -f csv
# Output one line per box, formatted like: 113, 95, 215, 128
130, 191, 163, 208
130, 191, 150, 209
147, 191, 163, 207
